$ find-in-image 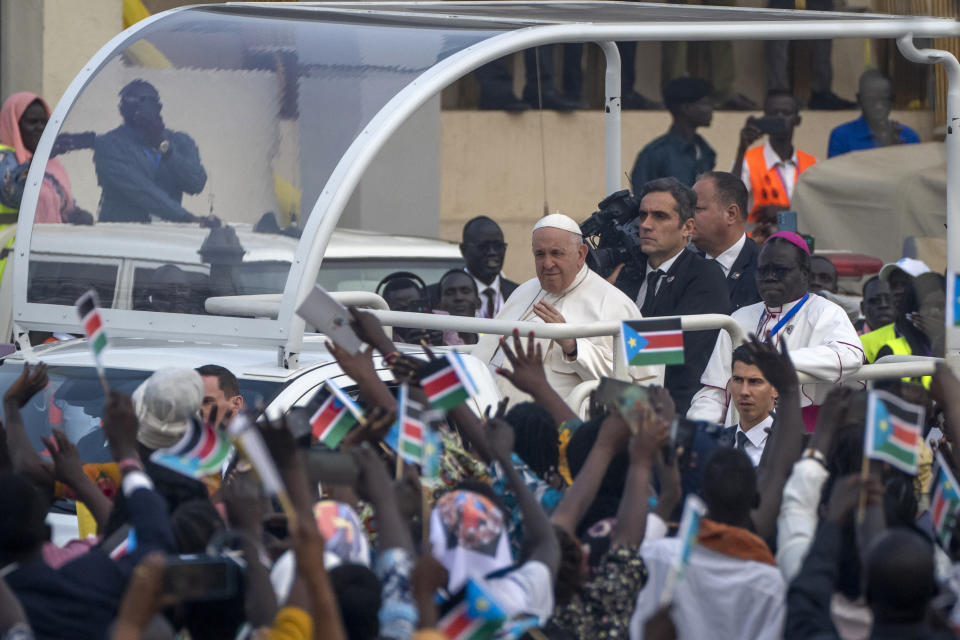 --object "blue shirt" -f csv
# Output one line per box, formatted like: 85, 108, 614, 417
827, 116, 920, 158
